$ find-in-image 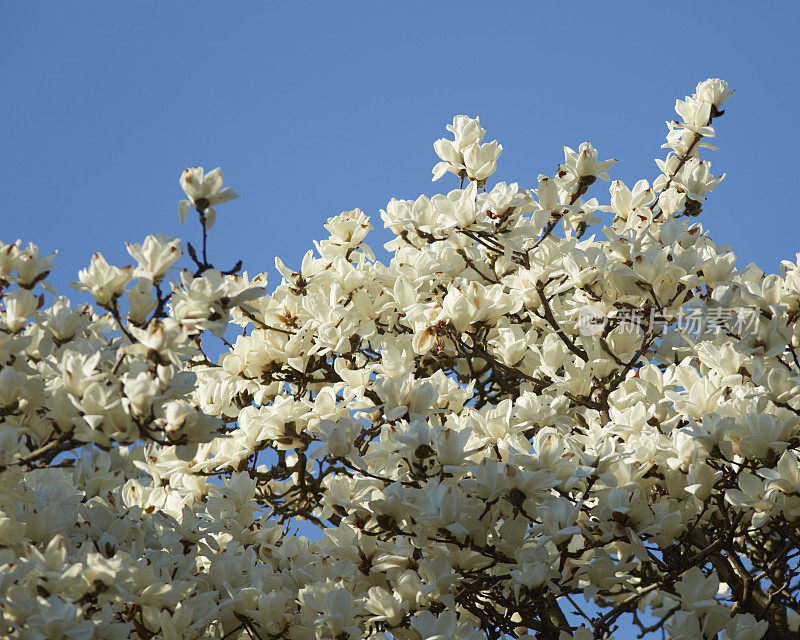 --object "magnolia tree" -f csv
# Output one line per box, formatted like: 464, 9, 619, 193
1, 78, 799, 640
